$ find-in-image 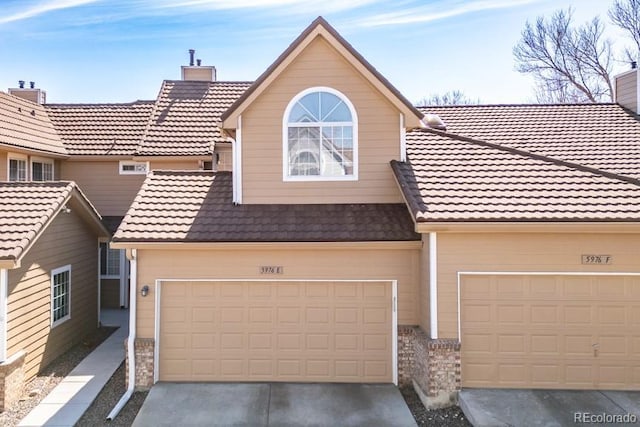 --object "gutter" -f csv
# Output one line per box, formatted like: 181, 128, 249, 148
106, 248, 137, 420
